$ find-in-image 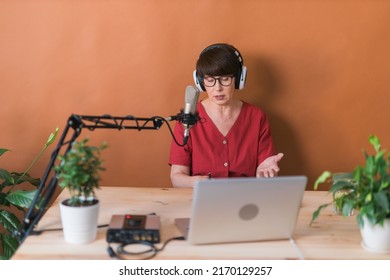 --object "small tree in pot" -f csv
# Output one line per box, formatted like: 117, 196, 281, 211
54, 137, 107, 244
